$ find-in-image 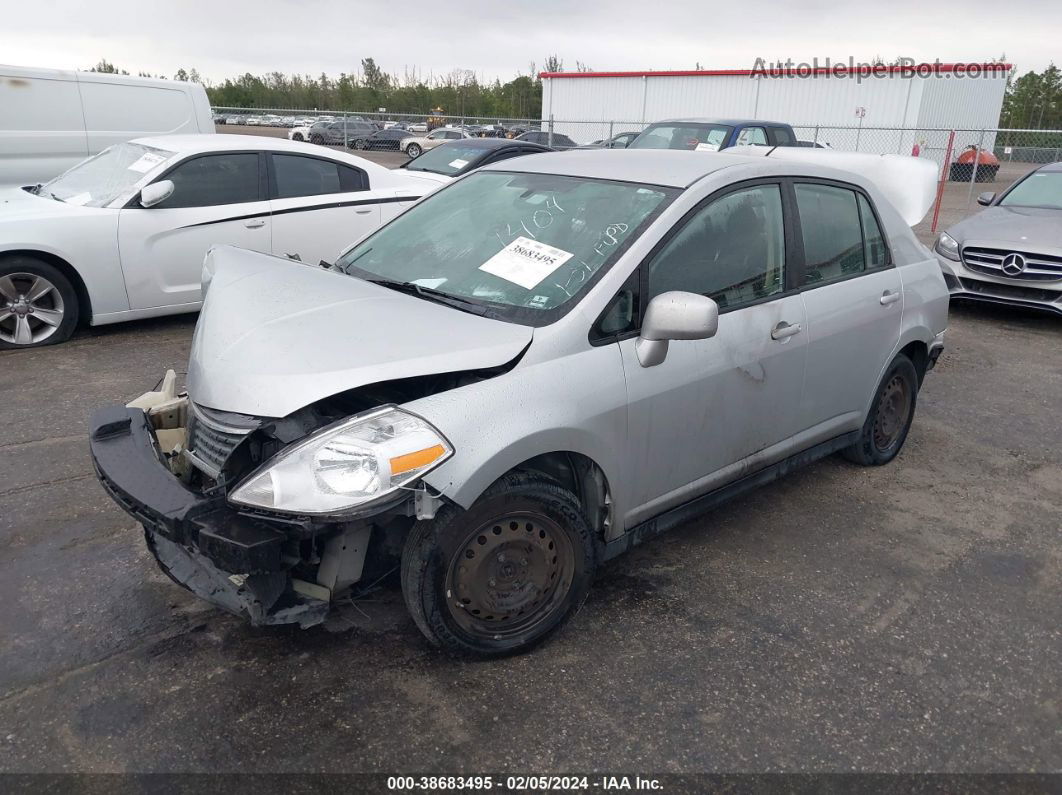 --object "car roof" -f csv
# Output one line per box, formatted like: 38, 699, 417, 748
128, 134, 393, 173
131, 133, 350, 157
1036, 162, 1062, 173
479, 148, 767, 188
649, 118, 791, 127
443, 138, 550, 151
